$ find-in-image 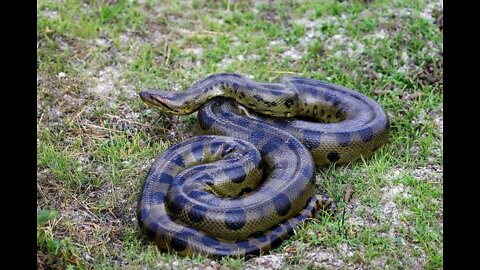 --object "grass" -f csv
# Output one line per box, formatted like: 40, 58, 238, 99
37, 0, 443, 269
